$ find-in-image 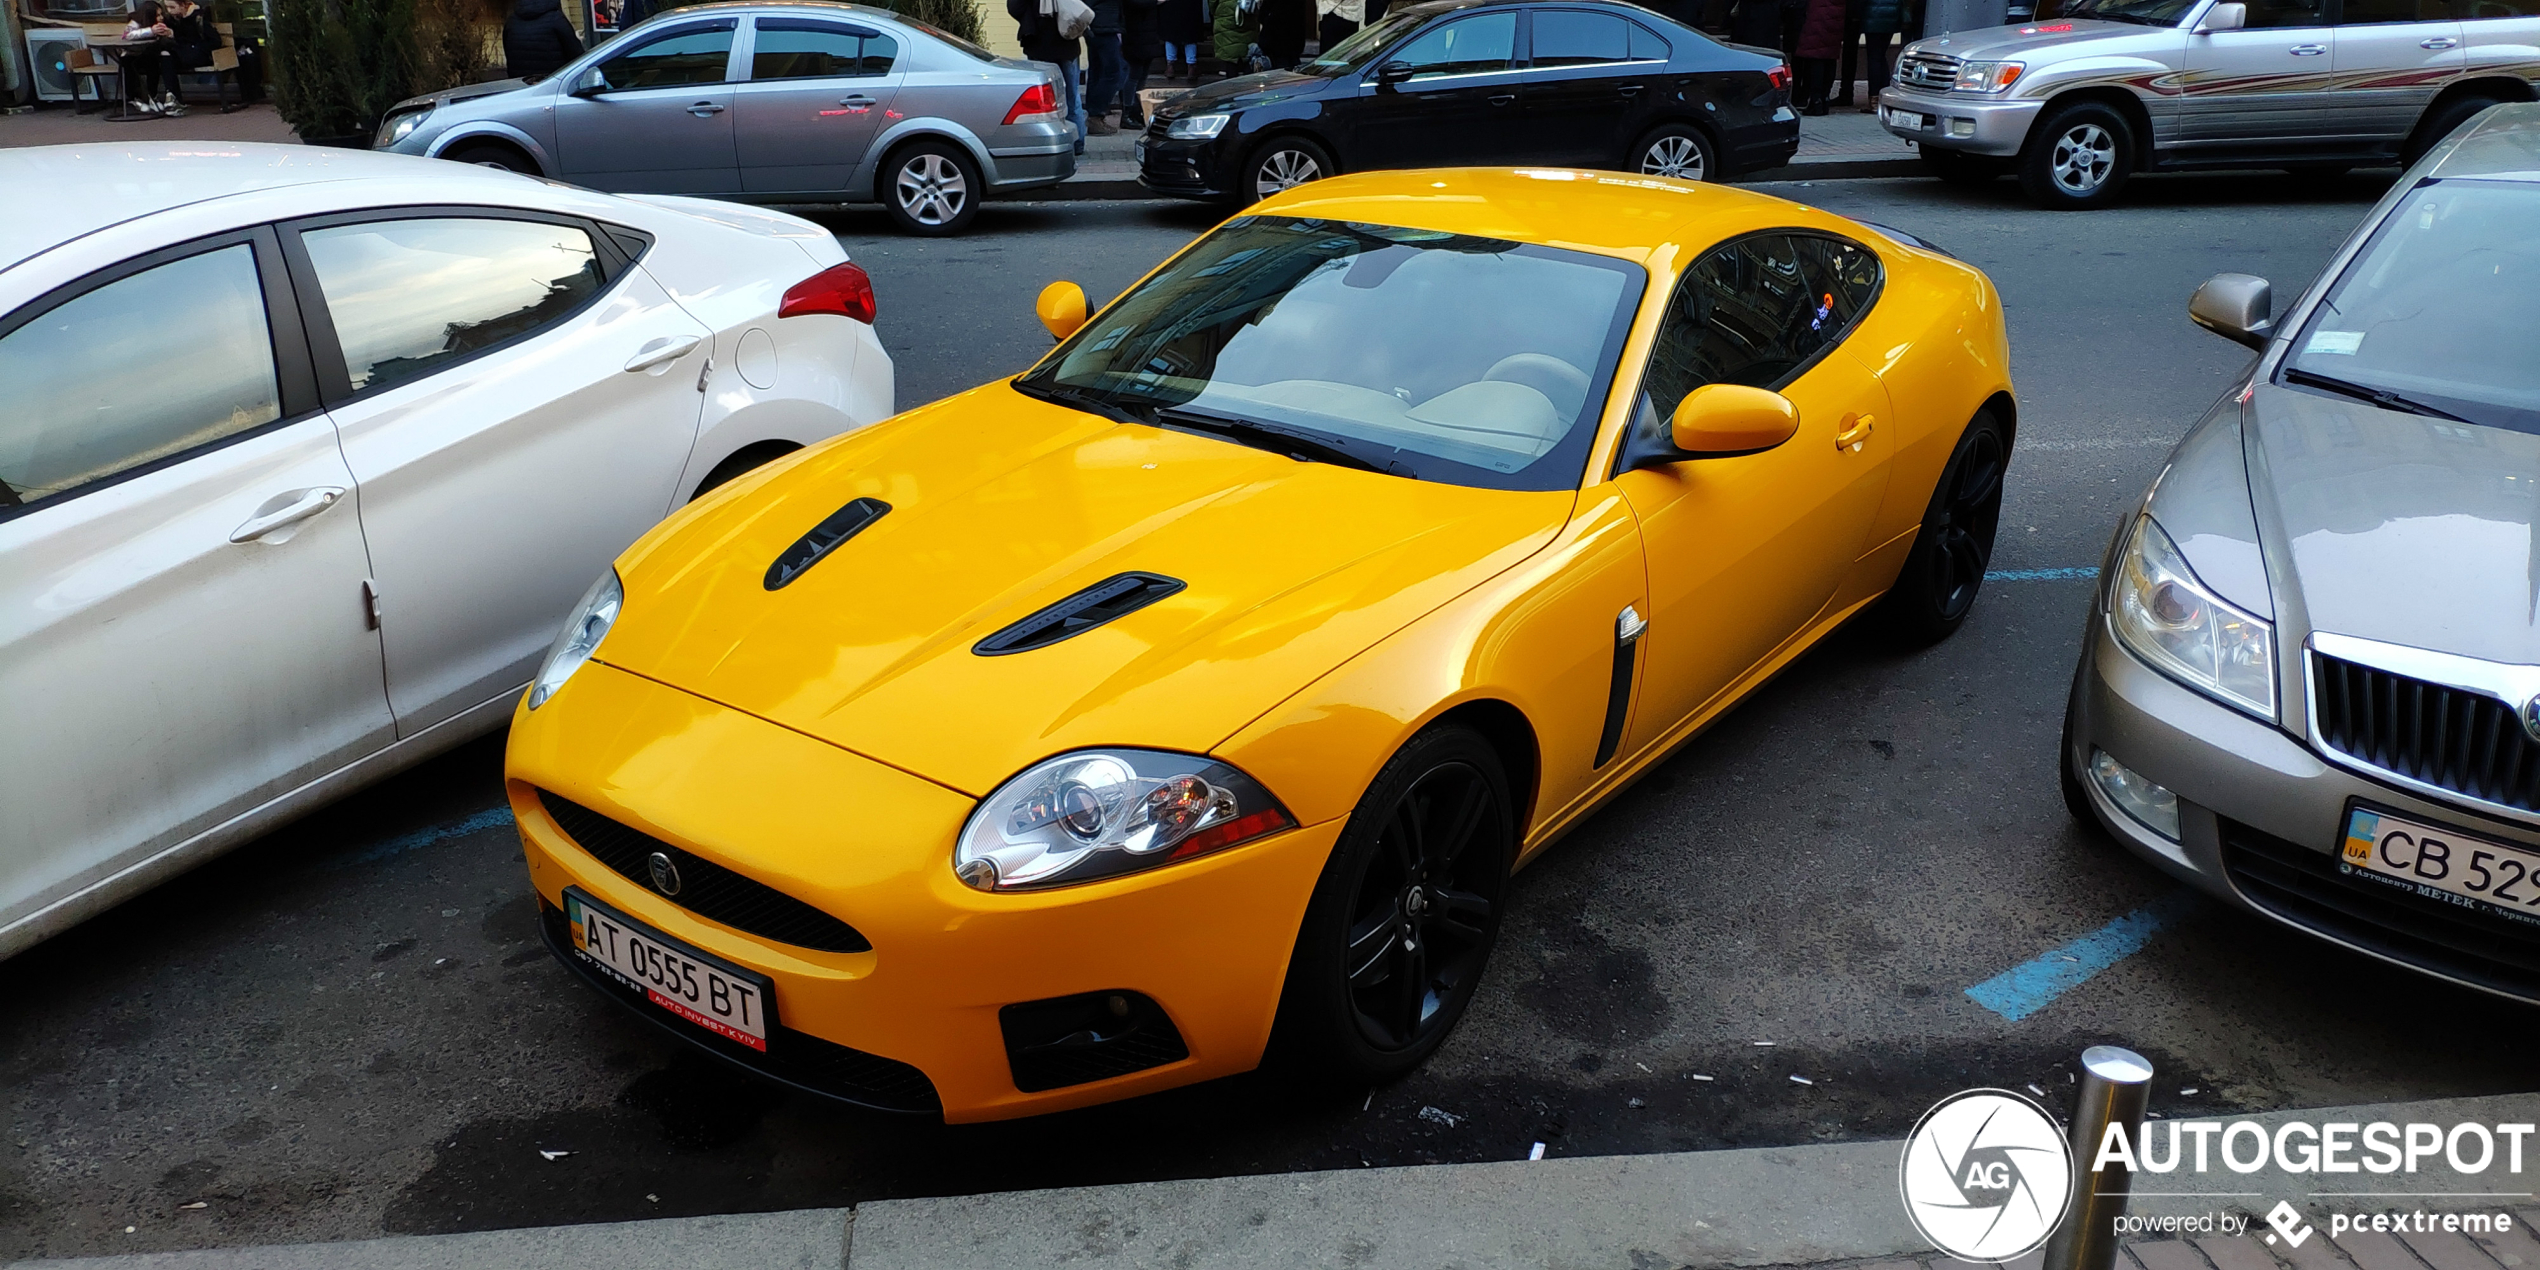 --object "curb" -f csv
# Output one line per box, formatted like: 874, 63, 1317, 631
1027, 156, 1926, 201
